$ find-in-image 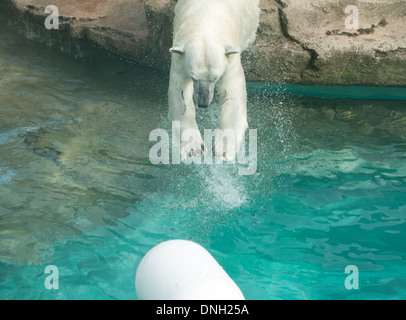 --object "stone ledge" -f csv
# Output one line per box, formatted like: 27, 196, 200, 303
2, 0, 406, 86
